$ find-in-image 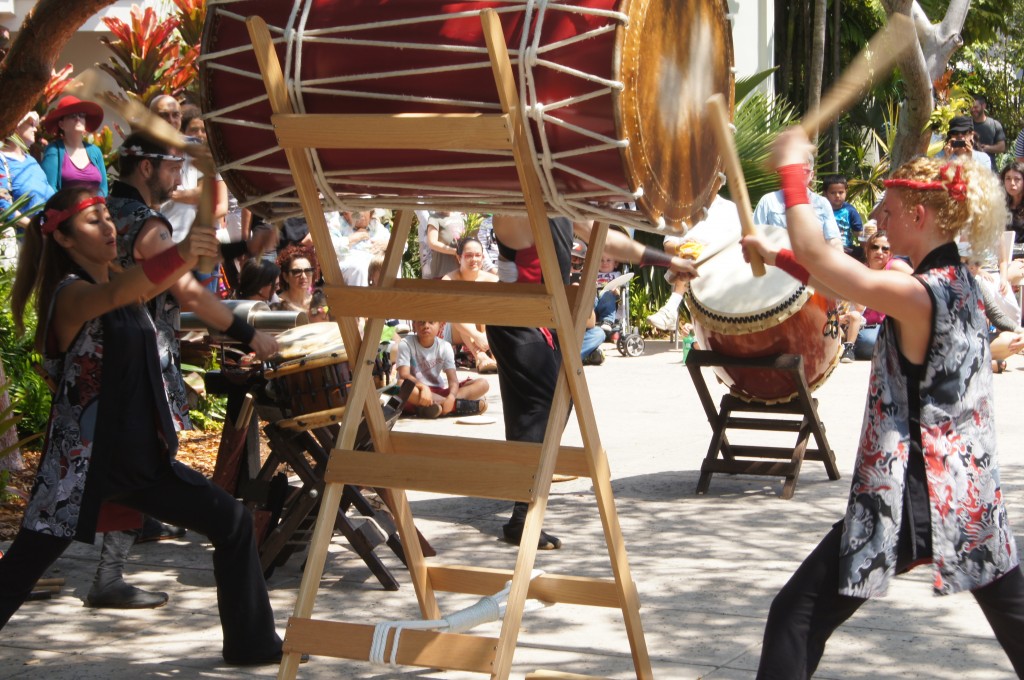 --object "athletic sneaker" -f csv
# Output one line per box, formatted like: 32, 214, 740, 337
840, 343, 856, 364
646, 303, 679, 331
452, 398, 488, 417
